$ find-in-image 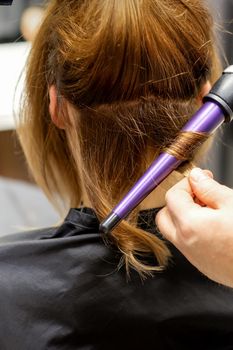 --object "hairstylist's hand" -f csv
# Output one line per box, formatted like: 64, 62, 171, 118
156, 168, 233, 288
